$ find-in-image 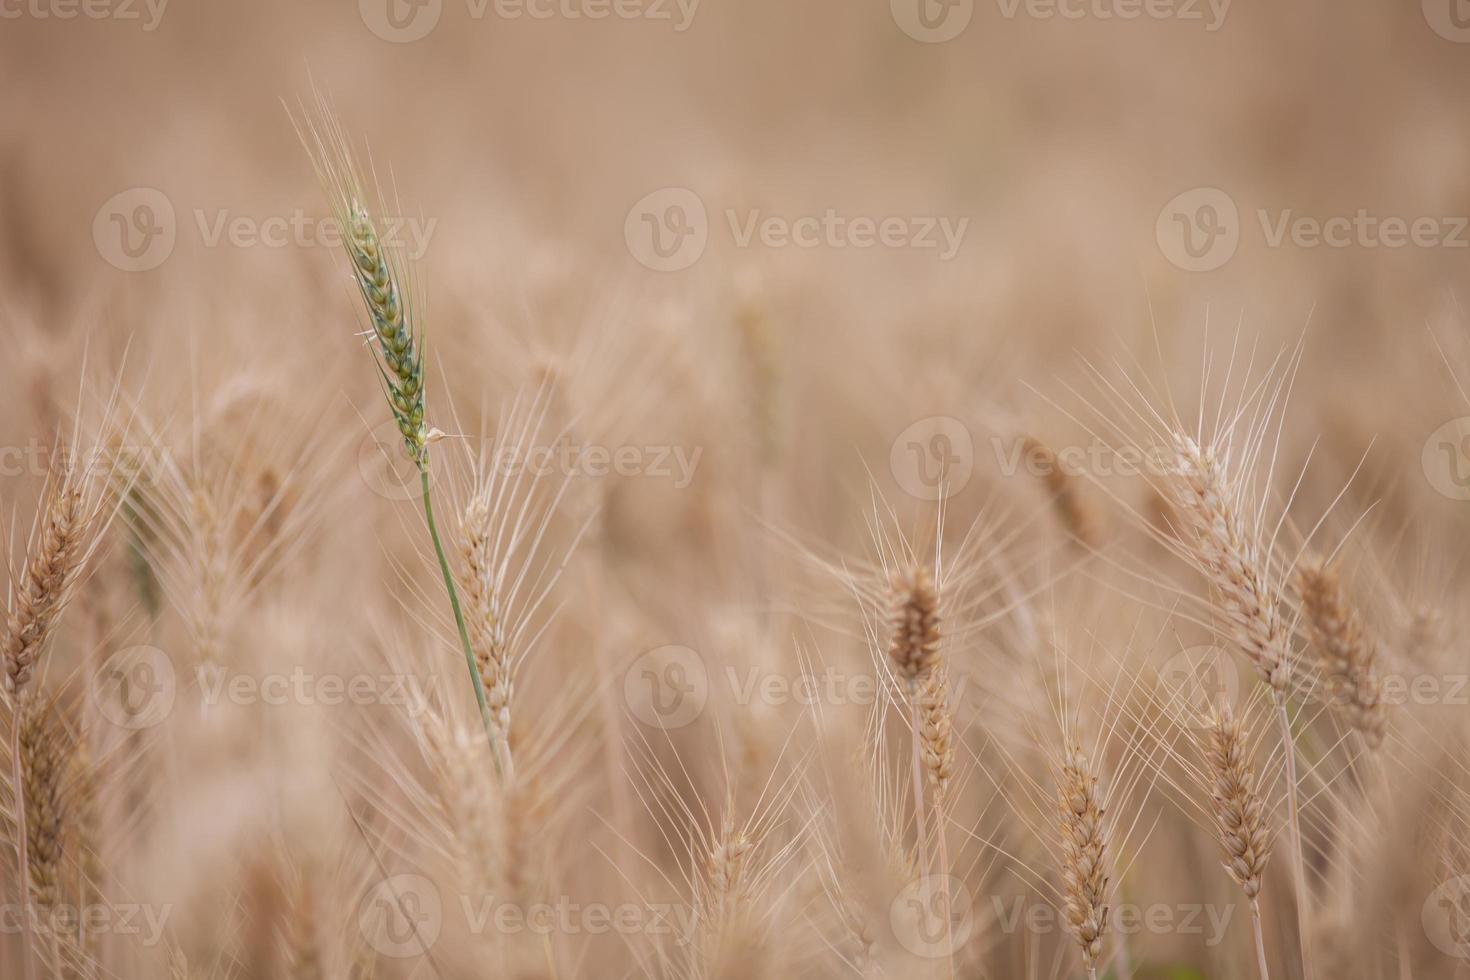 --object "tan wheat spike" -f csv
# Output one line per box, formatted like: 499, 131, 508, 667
1023, 436, 1102, 548
1295, 555, 1387, 748
3, 450, 108, 697
886, 565, 941, 686
1205, 702, 1274, 901
1166, 434, 1291, 695
917, 667, 954, 802
1056, 743, 1110, 978
18, 697, 70, 909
